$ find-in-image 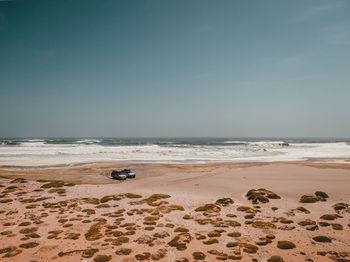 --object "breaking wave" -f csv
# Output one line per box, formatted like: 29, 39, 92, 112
0, 138, 350, 166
